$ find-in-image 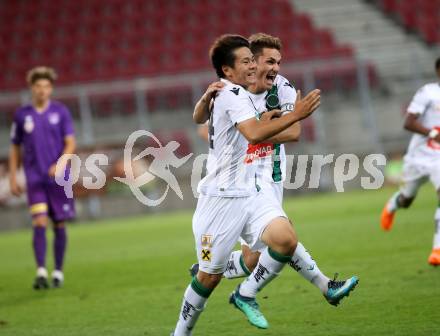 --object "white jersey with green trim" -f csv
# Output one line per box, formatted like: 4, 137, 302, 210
405, 82, 440, 163
198, 79, 258, 197
246, 74, 297, 184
